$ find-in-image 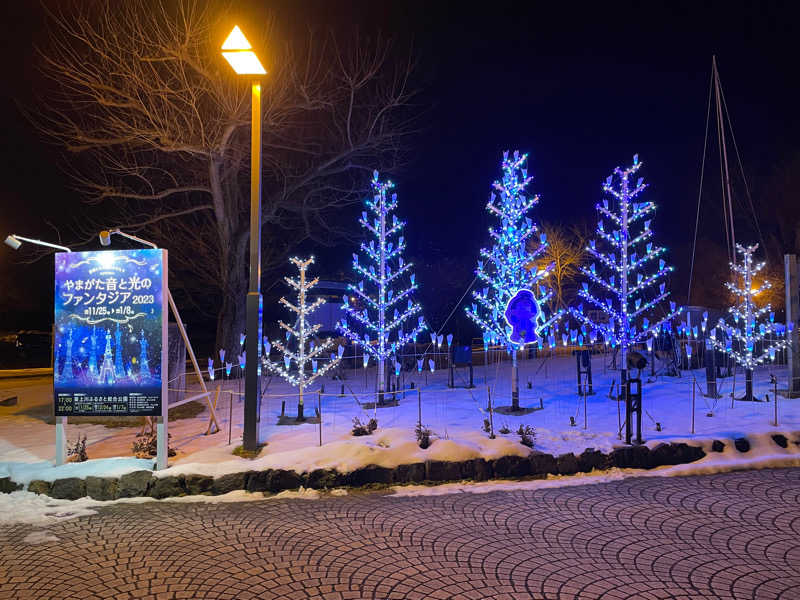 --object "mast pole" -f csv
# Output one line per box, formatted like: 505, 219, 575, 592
713, 56, 736, 263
